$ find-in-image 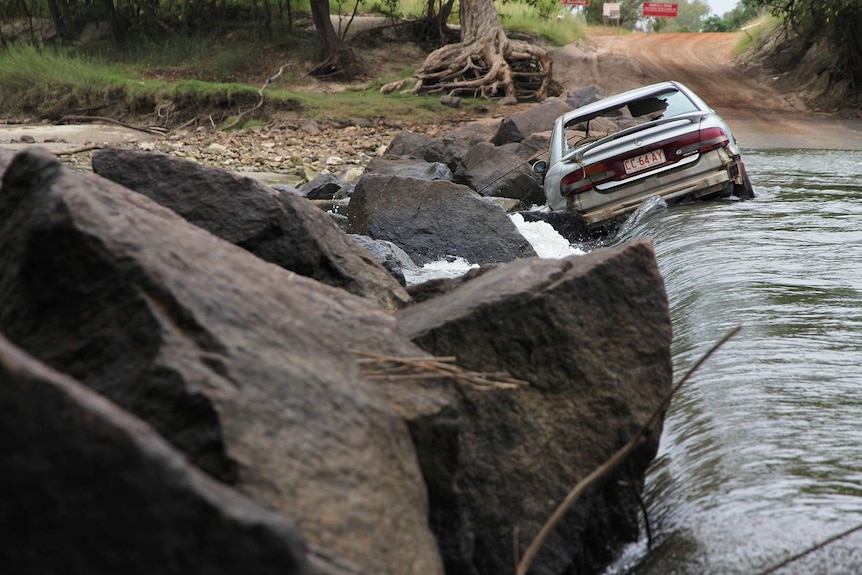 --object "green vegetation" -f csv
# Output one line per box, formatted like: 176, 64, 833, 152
0, 41, 276, 119
731, 13, 778, 55
701, 0, 761, 31
0, 38, 499, 124
499, 10, 585, 46
6, 0, 853, 124
0, 0, 588, 125
748, 0, 861, 91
